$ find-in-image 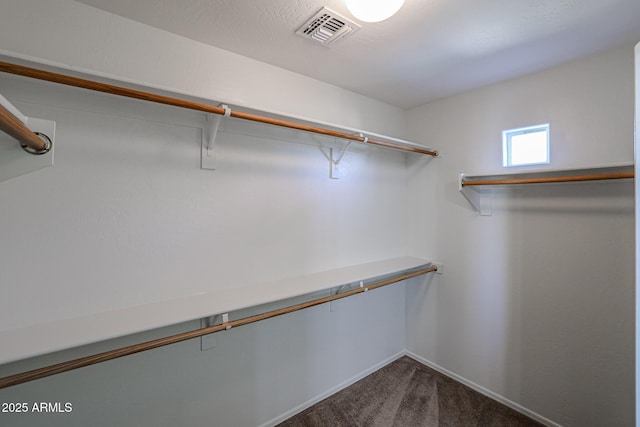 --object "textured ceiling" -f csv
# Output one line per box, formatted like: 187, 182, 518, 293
73, 0, 640, 109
